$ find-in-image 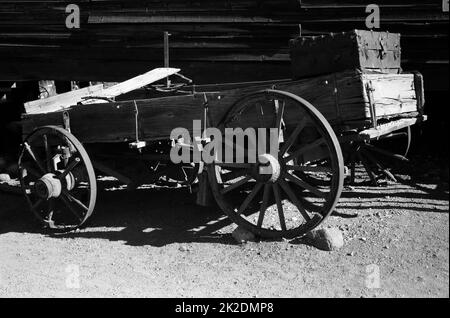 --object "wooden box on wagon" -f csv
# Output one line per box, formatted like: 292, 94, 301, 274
289, 30, 402, 78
